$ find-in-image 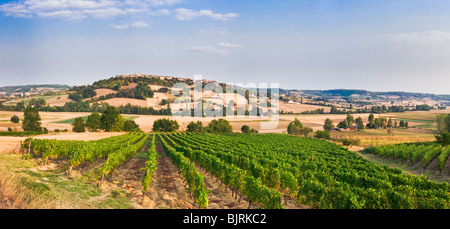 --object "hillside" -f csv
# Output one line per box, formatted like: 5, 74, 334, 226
0, 84, 70, 92
1, 74, 449, 116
